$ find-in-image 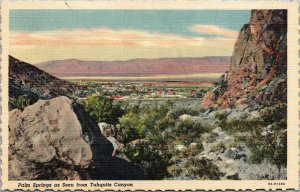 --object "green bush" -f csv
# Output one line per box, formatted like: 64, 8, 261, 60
9, 96, 30, 111
119, 102, 173, 143
172, 120, 211, 145
247, 129, 287, 167
210, 142, 226, 153
167, 164, 182, 177
154, 117, 175, 132
122, 141, 171, 179
196, 89, 208, 98
176, 144, 203, 159
167, 107, 199, 120
119, 112, 145, 135
119, 126, 140, 144
184, 157, 221, 180
259, 103, 287, 126
83, 95, 124, 124
219, 117, 264, 134
214, 110, 230, 123
212, 74, 228, 100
